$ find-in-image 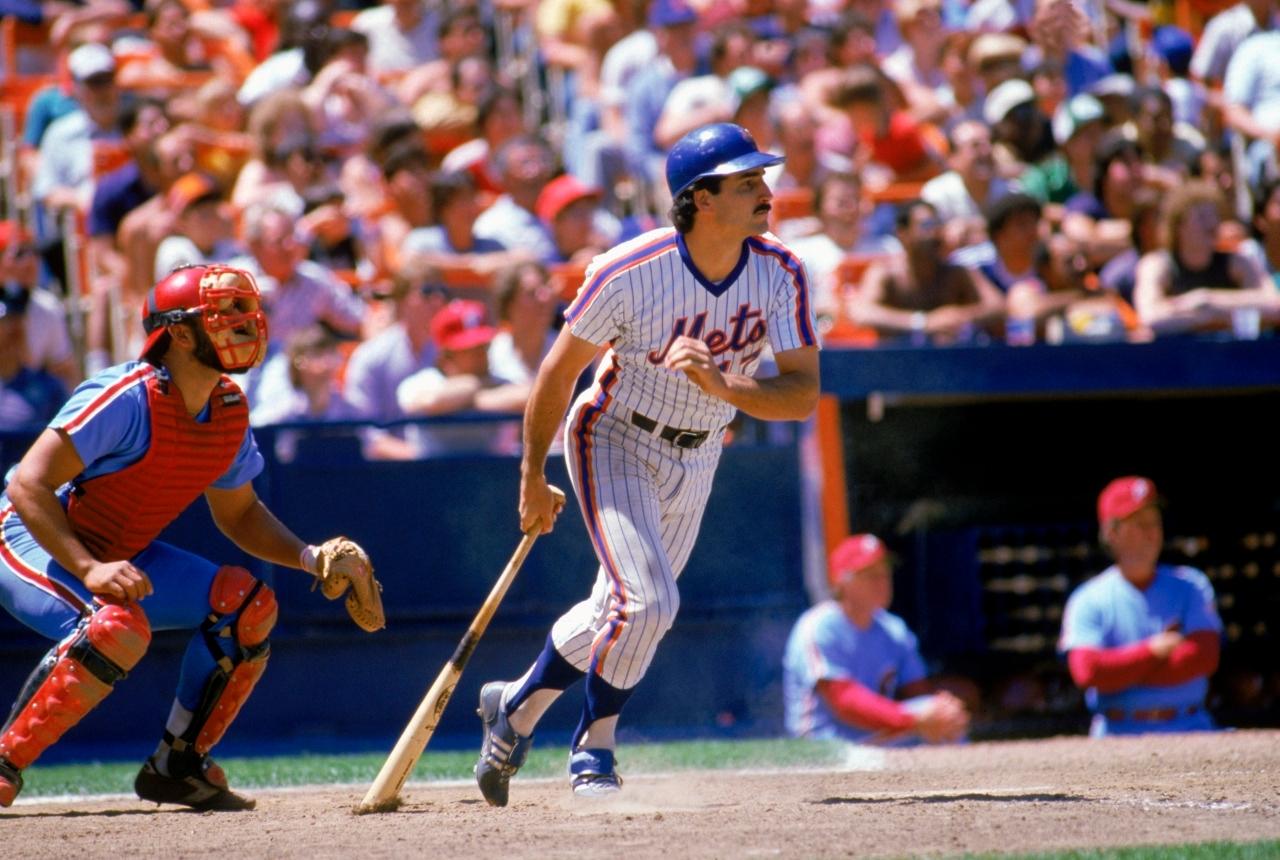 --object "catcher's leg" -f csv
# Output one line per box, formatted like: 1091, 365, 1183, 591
0, 602, 151, 807
135, 565, 276, 811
